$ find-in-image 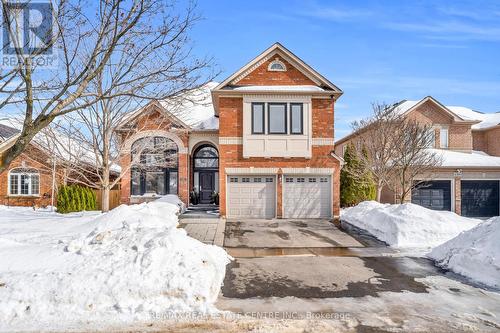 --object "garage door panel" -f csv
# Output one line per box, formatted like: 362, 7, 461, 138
412, 181, 451, 211
461, 180, 499, 217
227, 176, 276, 219
283, 175, 331, 218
